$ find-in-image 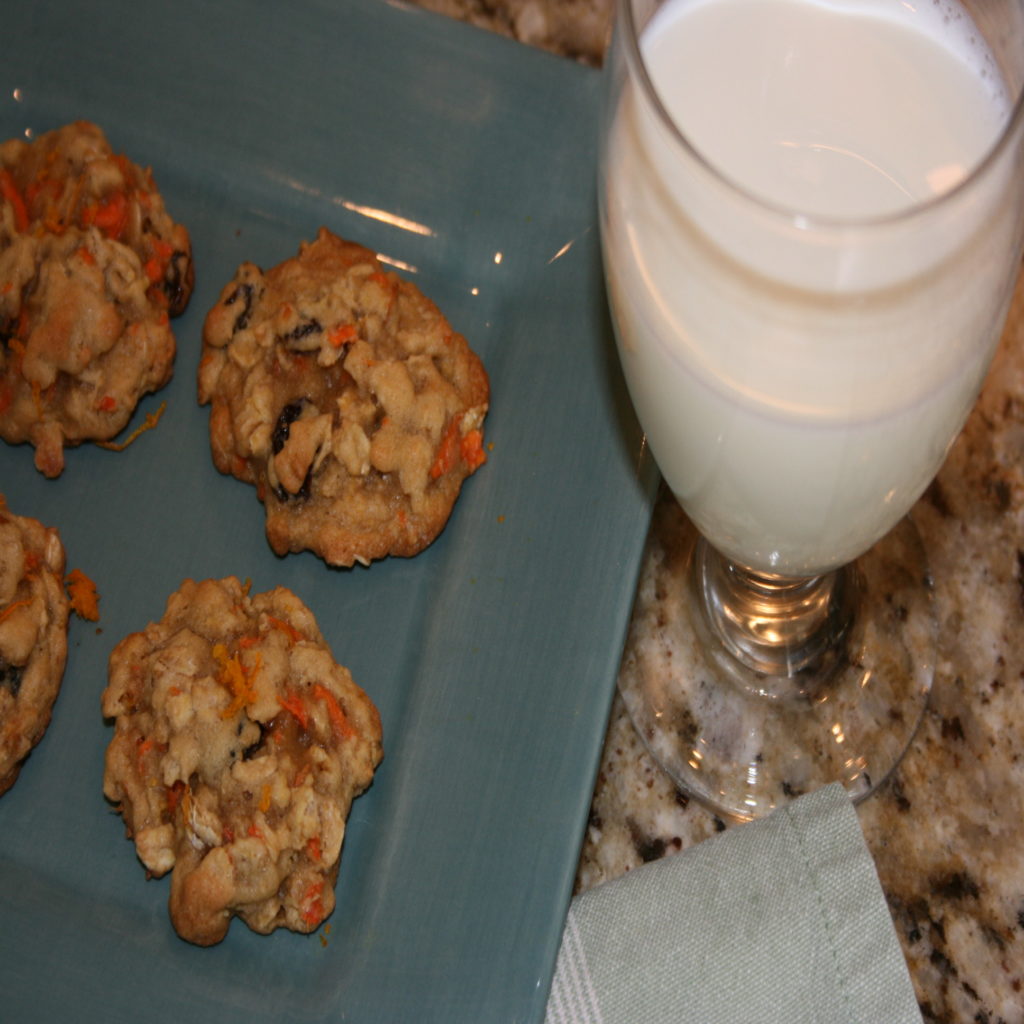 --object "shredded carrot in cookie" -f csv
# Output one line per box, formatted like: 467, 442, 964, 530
213, 643, 260, 719
80, 190, 128, 240
312, 683, 356, 741
136, 737, 158, 757
0, 168, 29, 232
328, 323, 357, 348
97, 400, 166, 452
66, 568, 100, 621
165, 780, 186, 814
266, 614, 303, 644
136, 736, 165, 771
278, 691, 310, 729
460, 429, 486, 472
0, 598, 31, 625
300, 880, 326, 927
143, 238, 174, 284
430, 421, 487, 479
429, 419, 460, 480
